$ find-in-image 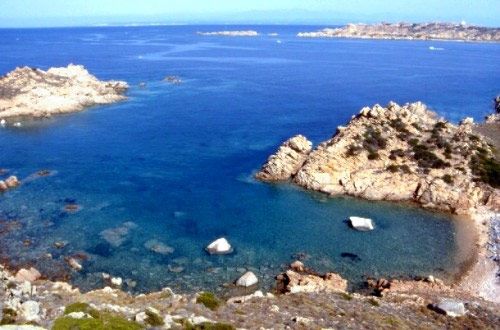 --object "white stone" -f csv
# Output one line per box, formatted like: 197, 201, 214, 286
205, 238, 233, 255
111, 277, 123, 286
20, 300, 40, 322
0, 119, 5, 126
236, 271, 259, 287
349, 216, 374, 231
66, 311, 90, 319
135, 312, 147, 323
436, 299, 466, 317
